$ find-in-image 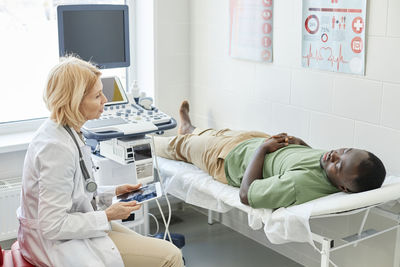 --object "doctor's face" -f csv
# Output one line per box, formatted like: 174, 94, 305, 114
79, 78, 107, 121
